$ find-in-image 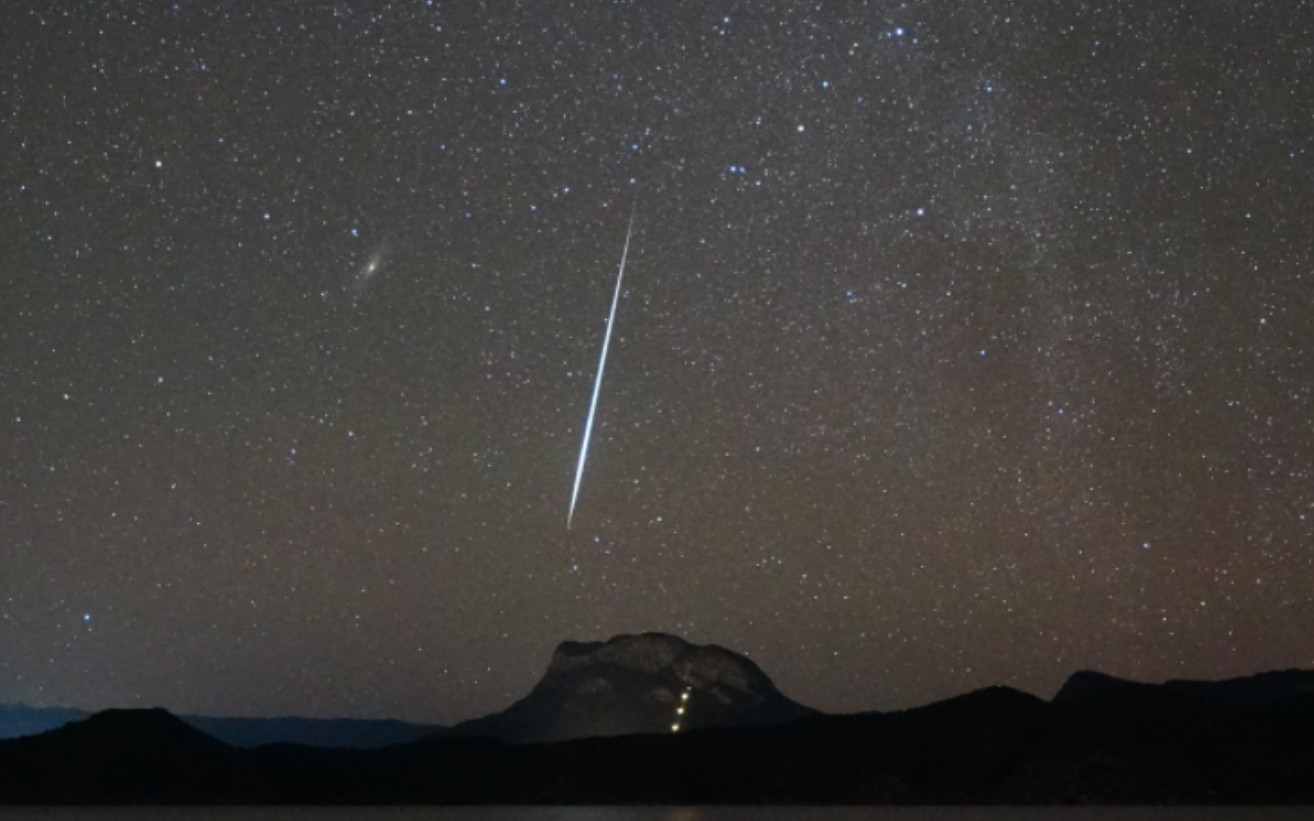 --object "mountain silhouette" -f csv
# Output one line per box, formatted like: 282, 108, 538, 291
3, 638, 1314, 804
0, 708, 243, 803
1051, 669, 1145, 705
446, 632, 814, 742
1163, 669, 1314, 706
182, 714, 442, 748
0, 704, 441, 749
0, 704, 89, 740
